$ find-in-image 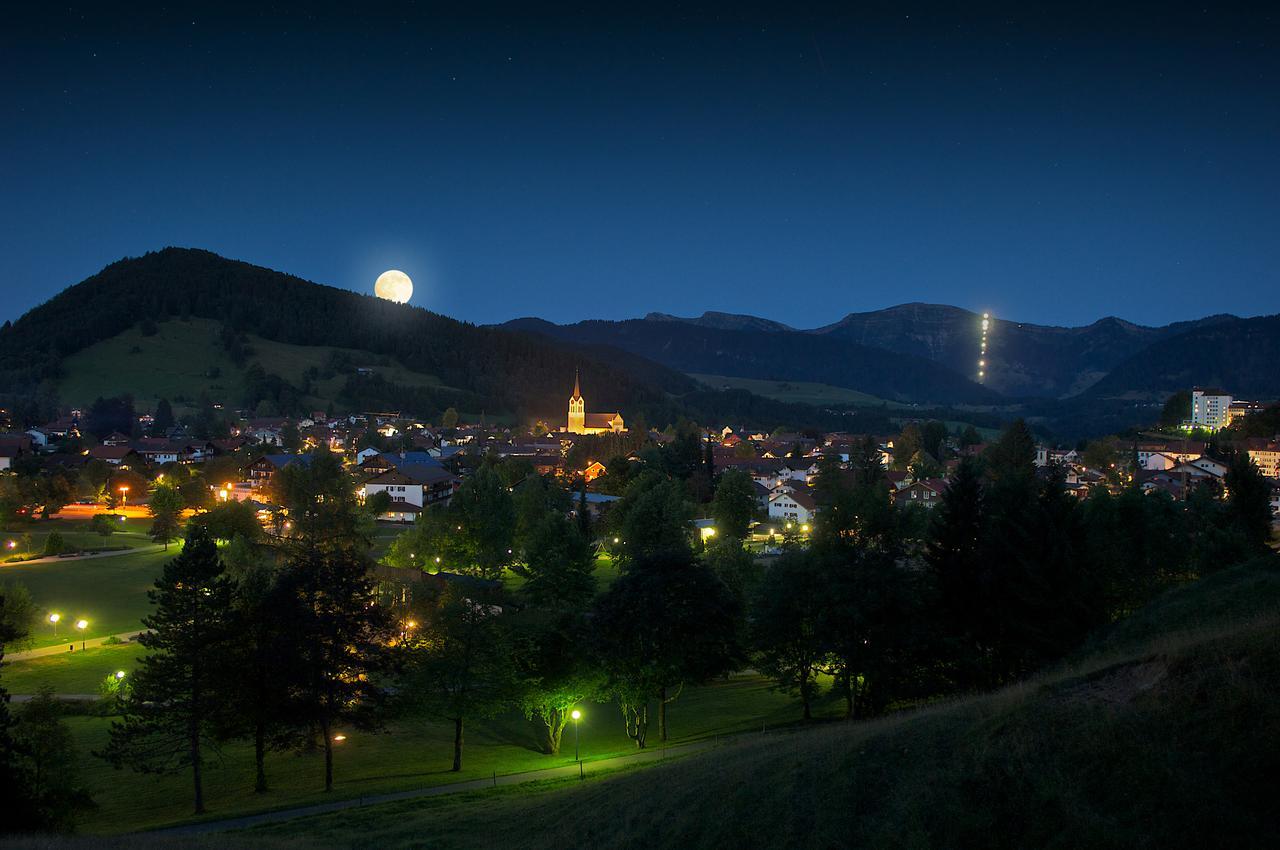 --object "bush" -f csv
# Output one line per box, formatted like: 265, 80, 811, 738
43, 531, 67, 556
